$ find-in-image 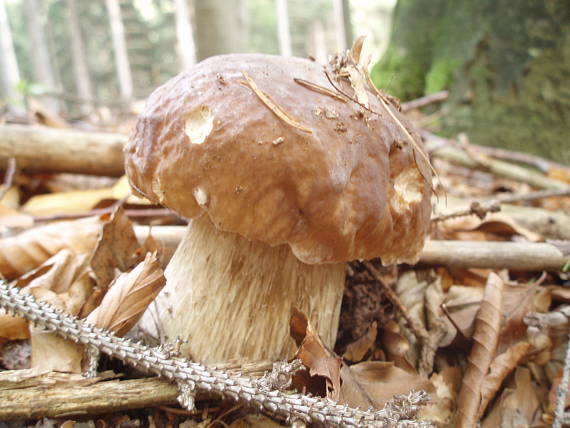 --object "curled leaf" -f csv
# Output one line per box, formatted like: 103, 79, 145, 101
86, 252, 166, 336
456, 272, 504, 428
